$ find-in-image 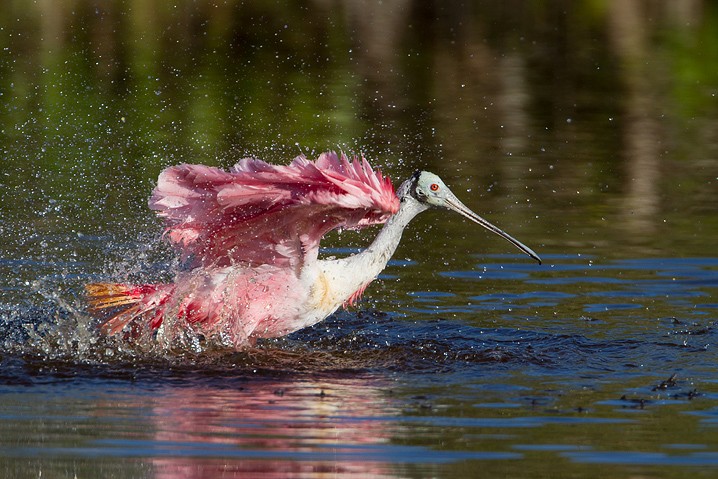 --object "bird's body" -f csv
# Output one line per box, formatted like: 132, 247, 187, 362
87, 152, 540, 349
